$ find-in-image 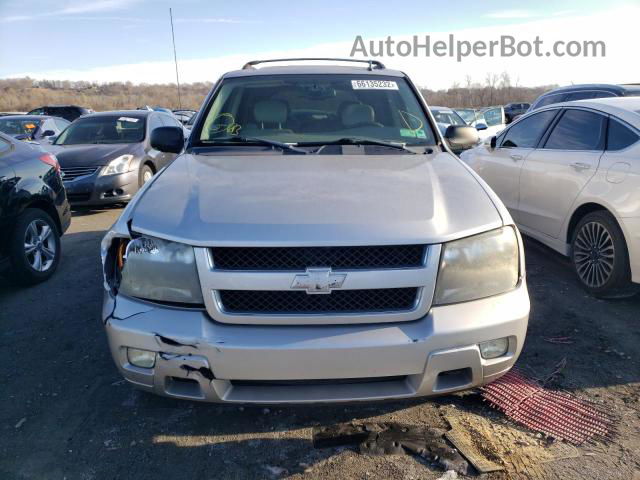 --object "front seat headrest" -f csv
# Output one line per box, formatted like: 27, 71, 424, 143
341, 104, 375, 127
254, 100, 288, 127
